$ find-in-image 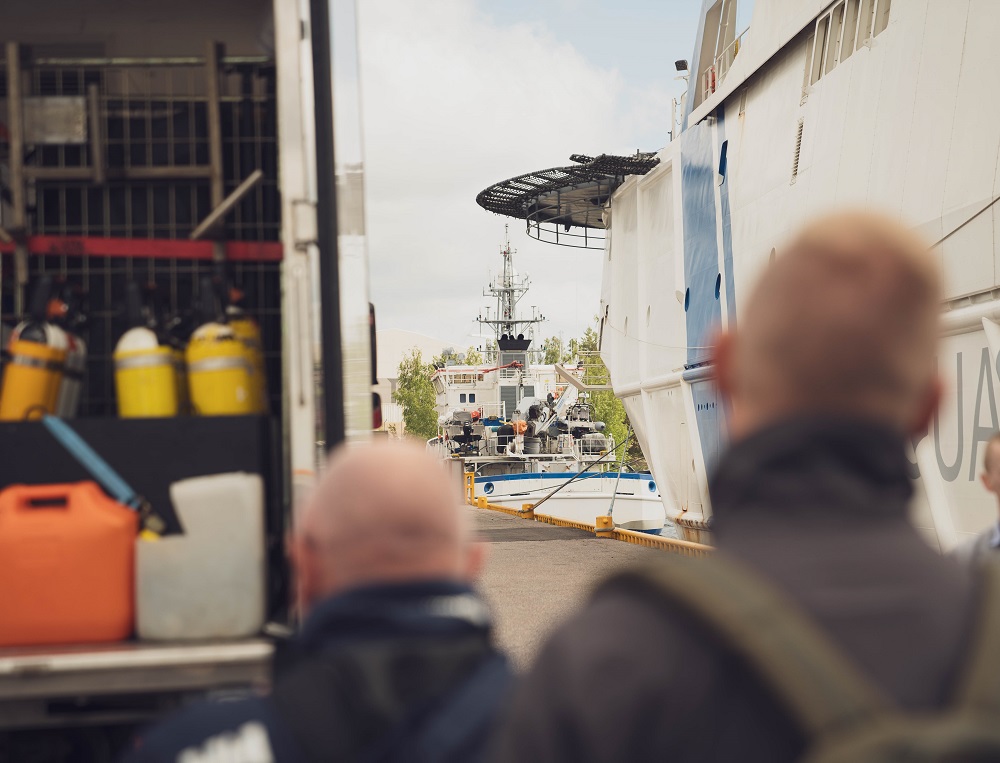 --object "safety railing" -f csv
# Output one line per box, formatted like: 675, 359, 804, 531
701, 27, 749, 102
